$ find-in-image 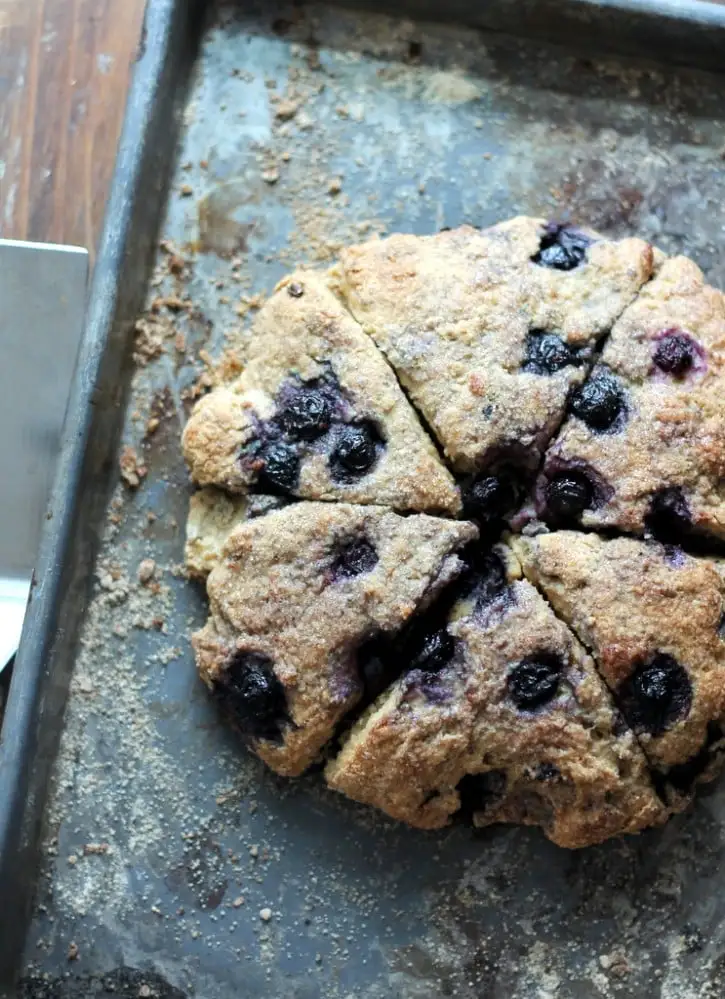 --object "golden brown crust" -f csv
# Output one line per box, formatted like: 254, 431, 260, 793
182, 270, 460, 514
193, 502, 477, 776
514, 532, 725, 794
326, 544, 666, 848
185, 487, 289, 577
542, 256, 725, 539
335, 217, 654, 472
